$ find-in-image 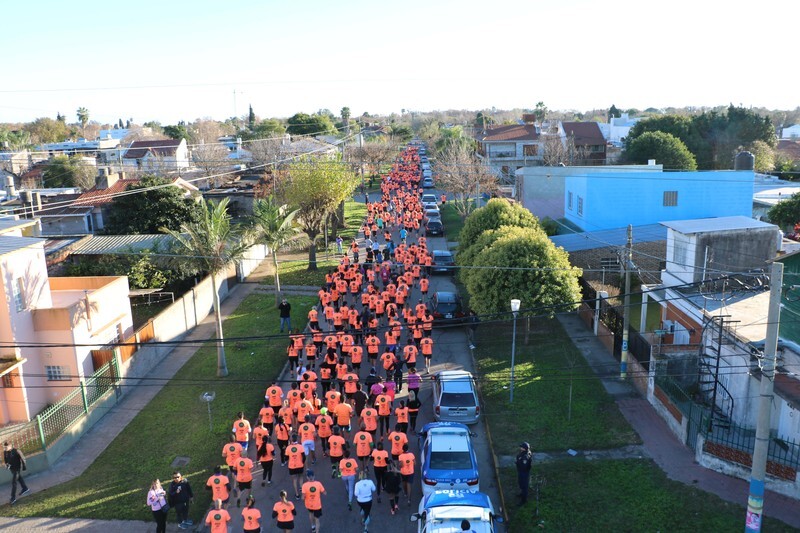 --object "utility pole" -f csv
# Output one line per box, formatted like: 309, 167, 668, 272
744, 261, 783, 532
620, 224, 633, 379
